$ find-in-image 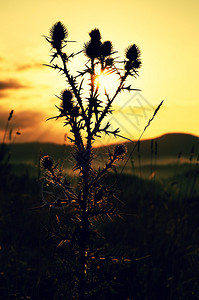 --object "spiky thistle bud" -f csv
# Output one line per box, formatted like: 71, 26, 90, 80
40, 155, 54, 171
84, 40, 101, 59
101, 41, 113, 57
50, 22, 68, 50
114, 144, 127, 159
60, 89, 74, 113
89, 29, 101, 42
125, 44, 140, 61
125, 44, 141, 72
84, 29, 102, 59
